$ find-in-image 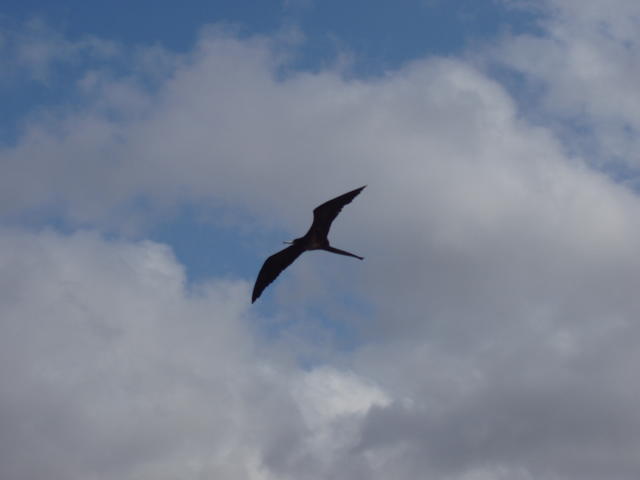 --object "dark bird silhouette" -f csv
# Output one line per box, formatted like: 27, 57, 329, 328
252, 186, 366, 303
